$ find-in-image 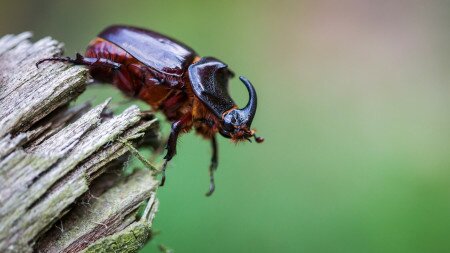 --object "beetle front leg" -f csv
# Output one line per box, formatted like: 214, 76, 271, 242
160, 115, 190, 186
205, 135, 218, 196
